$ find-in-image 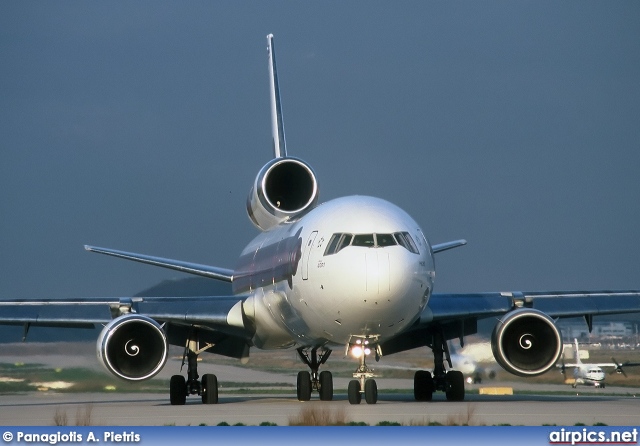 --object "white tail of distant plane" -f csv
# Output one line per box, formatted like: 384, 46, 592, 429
572, 338, 583, 365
